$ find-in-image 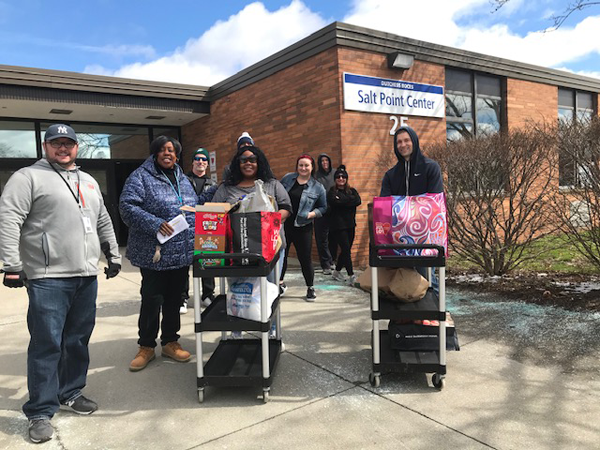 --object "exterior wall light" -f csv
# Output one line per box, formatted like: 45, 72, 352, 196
387, 52, 414, 70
